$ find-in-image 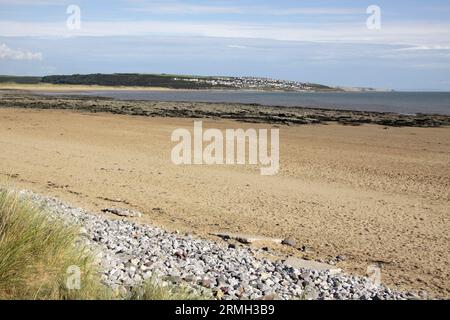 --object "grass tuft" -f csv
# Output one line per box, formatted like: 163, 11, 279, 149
0, 188, 208, 300
0, 188, 108, 299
